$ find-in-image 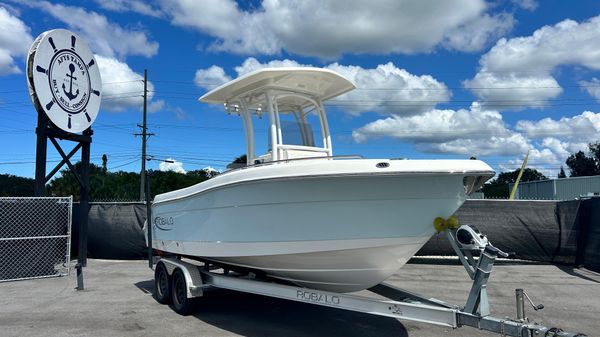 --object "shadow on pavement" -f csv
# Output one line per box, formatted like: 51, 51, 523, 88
134, 279, 154, 293
136, 279, 408, 337
557, 266, 600, 284
408, 256, 551, 265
